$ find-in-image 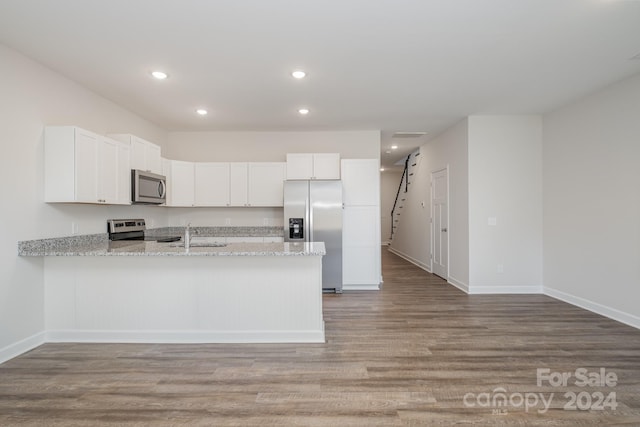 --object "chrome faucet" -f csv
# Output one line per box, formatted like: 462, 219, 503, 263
184, 222, 192, 249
